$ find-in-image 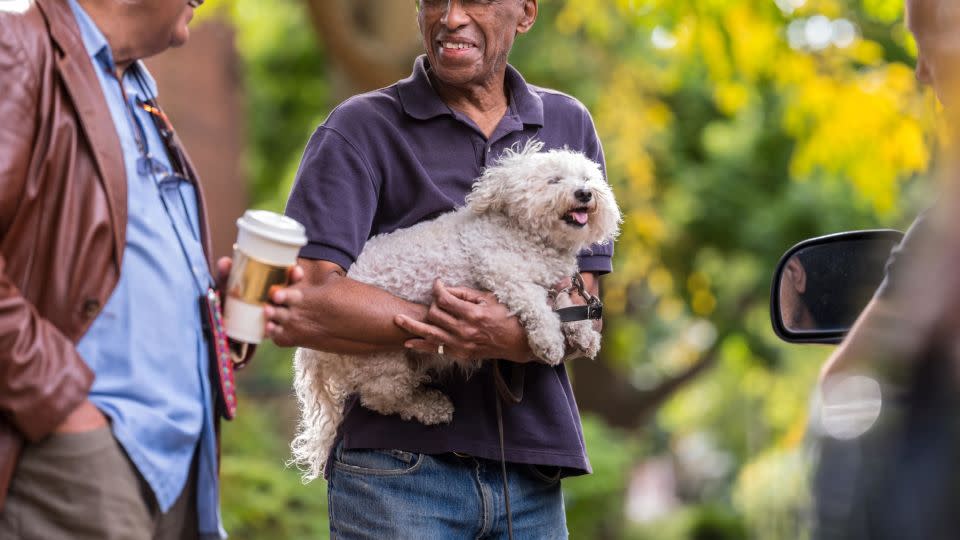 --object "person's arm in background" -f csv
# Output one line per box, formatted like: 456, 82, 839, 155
820, 210, 956, 385
820, 297, 908, 381
0, 18, 102, 441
